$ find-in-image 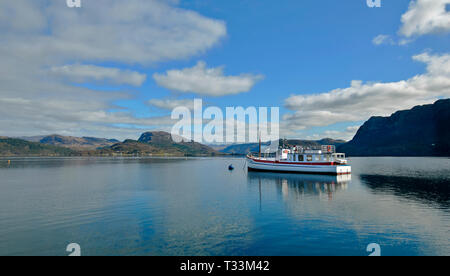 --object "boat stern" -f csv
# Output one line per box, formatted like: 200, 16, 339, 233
335, 165, 351, 175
